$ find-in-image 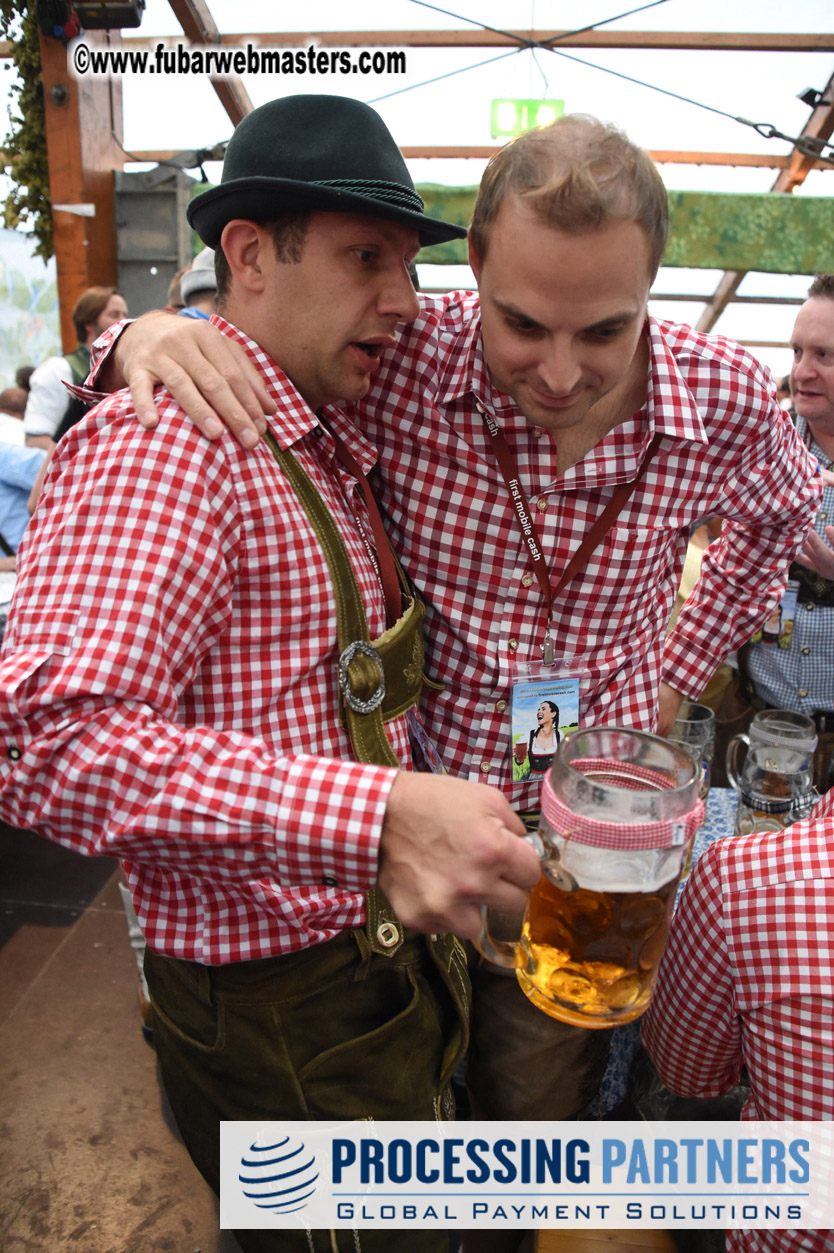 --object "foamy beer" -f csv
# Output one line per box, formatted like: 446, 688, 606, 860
478, 727, 703, 1028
